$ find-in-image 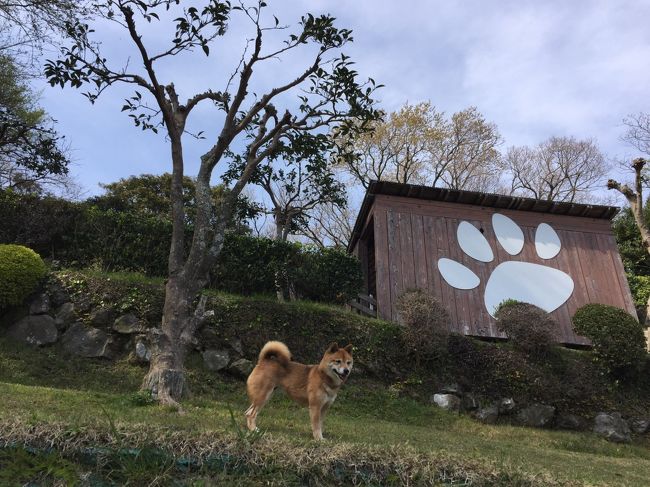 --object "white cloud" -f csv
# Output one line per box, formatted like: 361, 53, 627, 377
33, 0, 650, 199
